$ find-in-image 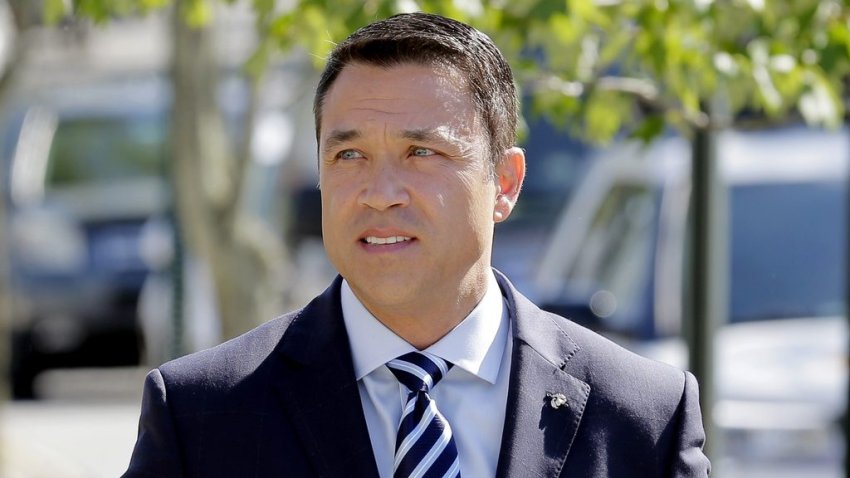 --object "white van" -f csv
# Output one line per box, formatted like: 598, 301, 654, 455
534, 125, 848, 475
